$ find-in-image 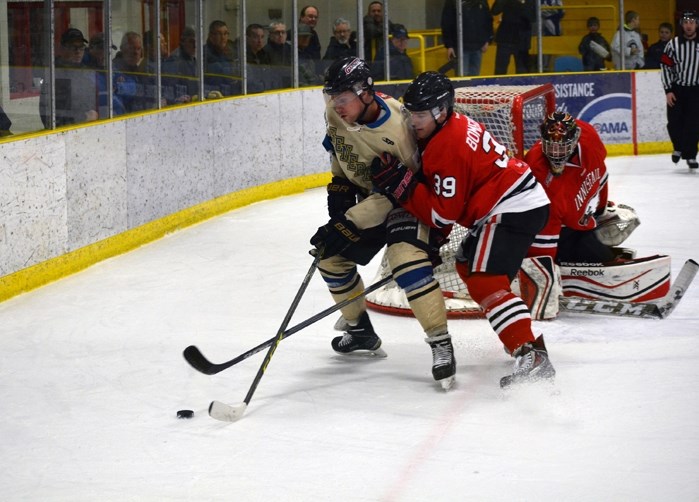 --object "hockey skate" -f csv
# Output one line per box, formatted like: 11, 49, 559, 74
671, 151, 681, 164
688, 159, 698, 171
331, 312, 387, 357
500, 335, 555, 388
426, 334, 456, 390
